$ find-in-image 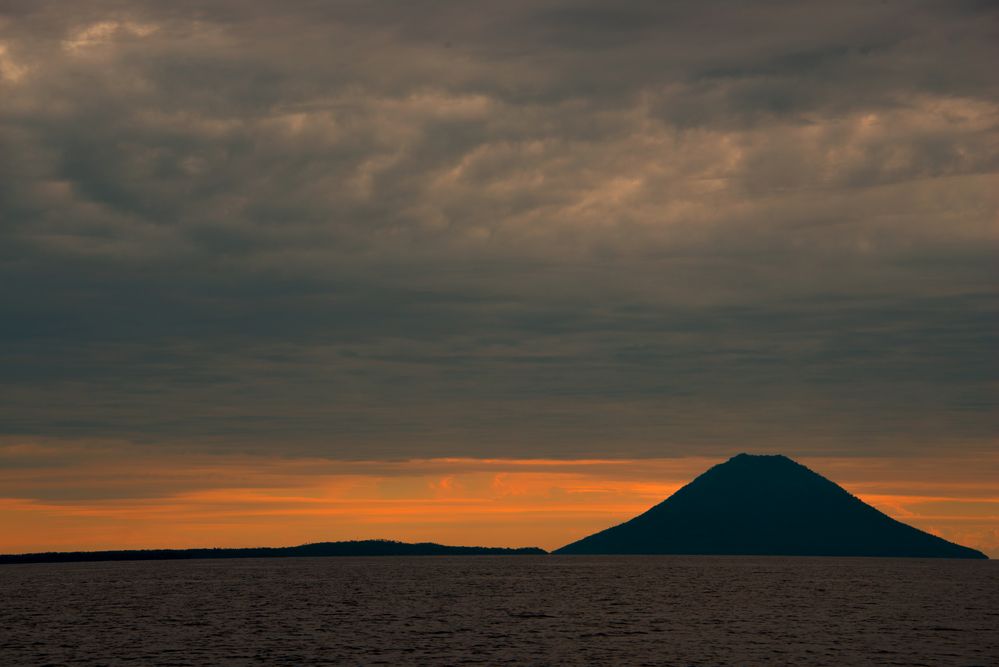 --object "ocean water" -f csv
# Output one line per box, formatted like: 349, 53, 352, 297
0, 556, 995, 666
